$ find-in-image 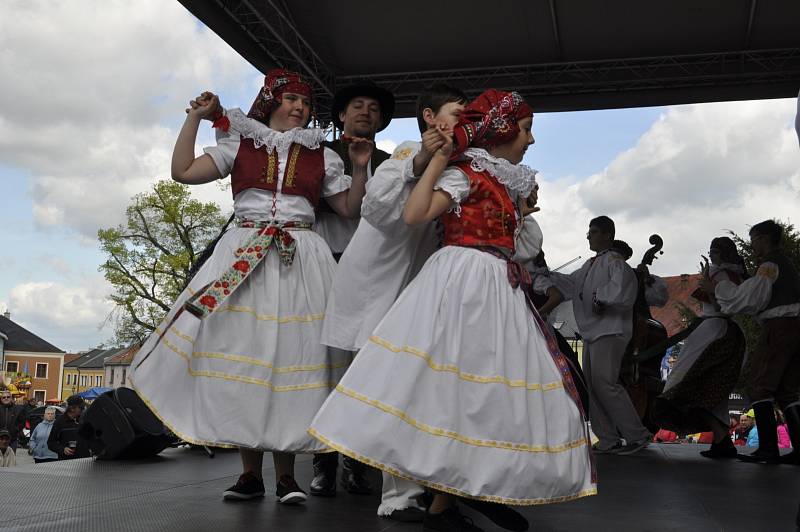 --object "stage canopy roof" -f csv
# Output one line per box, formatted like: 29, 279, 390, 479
180, 0, 800, 120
